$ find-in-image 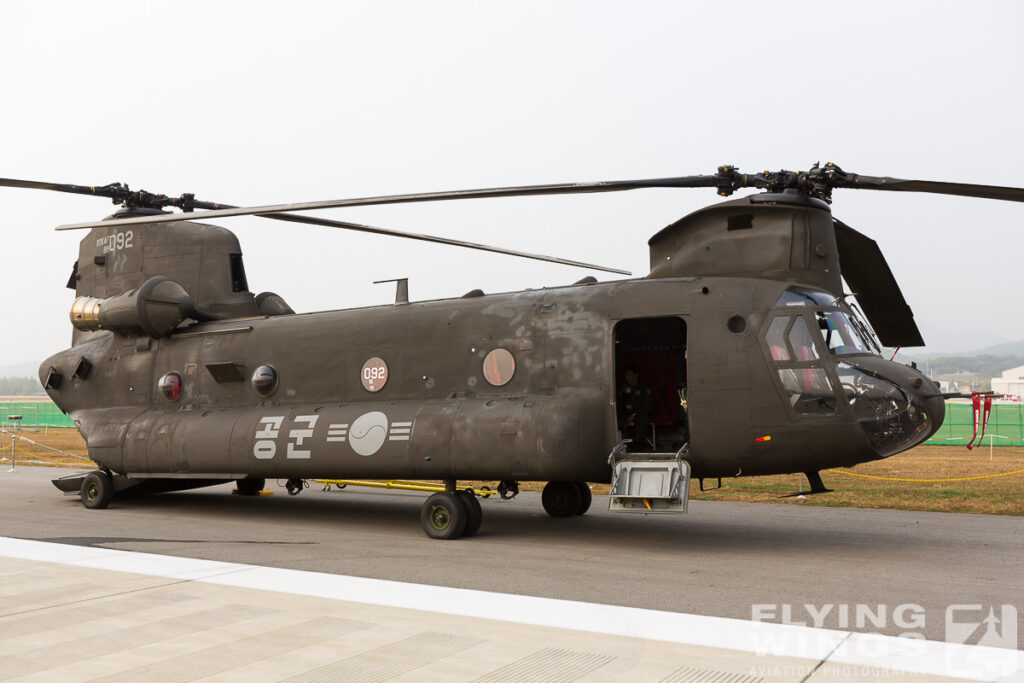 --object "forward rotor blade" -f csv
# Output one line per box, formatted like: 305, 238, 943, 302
833, 219, 924, 347
244, 211, 631, 275
1, 177, 97, 194
56, 175, 719, 231
833, 174, 1024, 203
